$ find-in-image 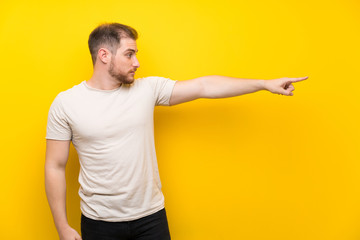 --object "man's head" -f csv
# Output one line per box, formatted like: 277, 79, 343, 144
88, 23, 140, 84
